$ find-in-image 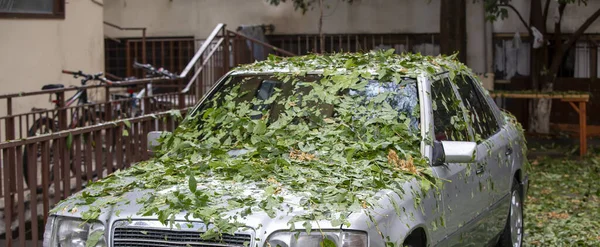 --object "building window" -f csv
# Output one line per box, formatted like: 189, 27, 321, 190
572, 41, 591, 78
494, 34, 598, 80
0, 0, 64, 18
547, 39, 599, 78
